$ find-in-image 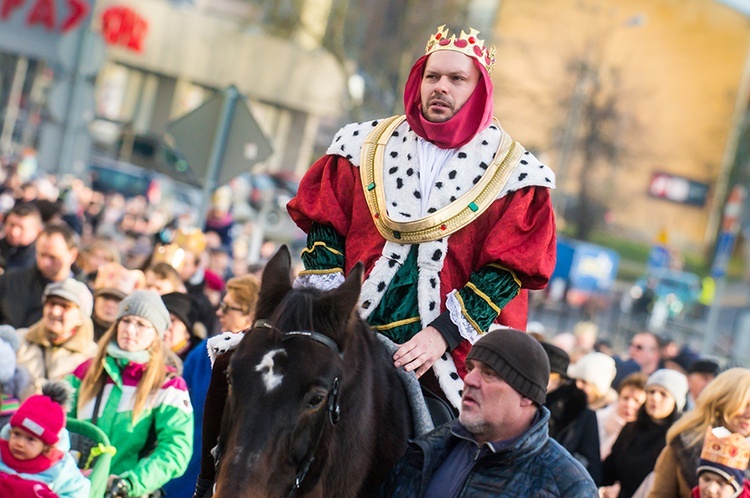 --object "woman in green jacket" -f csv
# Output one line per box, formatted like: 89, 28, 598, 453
67, 290, 193, 497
